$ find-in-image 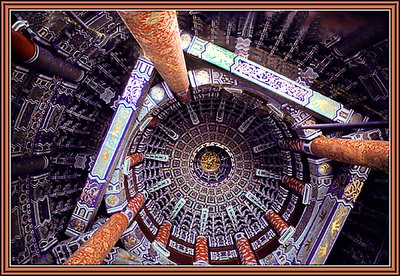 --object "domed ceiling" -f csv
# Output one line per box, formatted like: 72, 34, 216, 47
7, 9, 391, 267
130, 86, 306, 264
